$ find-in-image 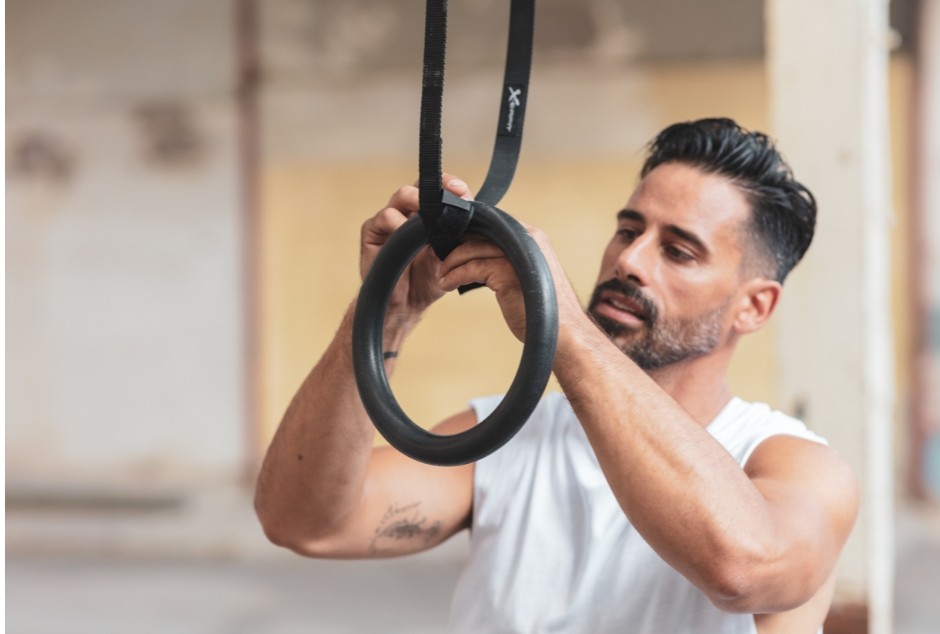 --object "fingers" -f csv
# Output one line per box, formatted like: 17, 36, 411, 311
386, 184, 420, 215
406, 174, 474, 199
368, 172, 474, 242
438, 240, 513, 292
382, 173, 472, 223
361, 173, 473, 277
438, 259, 514, 294
443, 173, 473, 200
361, 206, 408, 249
437, 239, 527, 342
